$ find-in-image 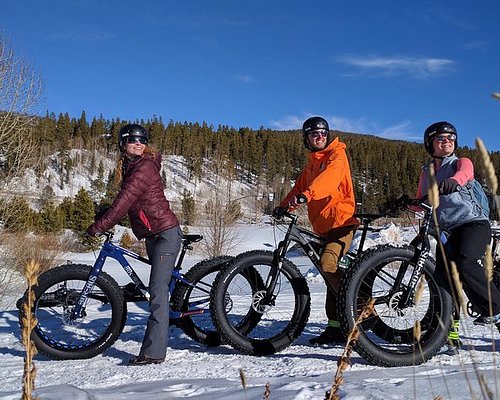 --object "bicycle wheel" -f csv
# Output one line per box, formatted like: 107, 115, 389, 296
338, 244, 452, 367
494, 265, 500, 294
18, 264, 126, 360
211, 250, 311, 356
171, 255, 233, 346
